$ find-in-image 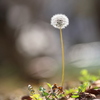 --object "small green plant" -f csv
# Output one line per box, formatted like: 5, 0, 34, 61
79, 69, 99, 83
27, 82, 90, 100
64, 82, 90, 98
28, 84, 64, 100
25, 69, 100, 100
